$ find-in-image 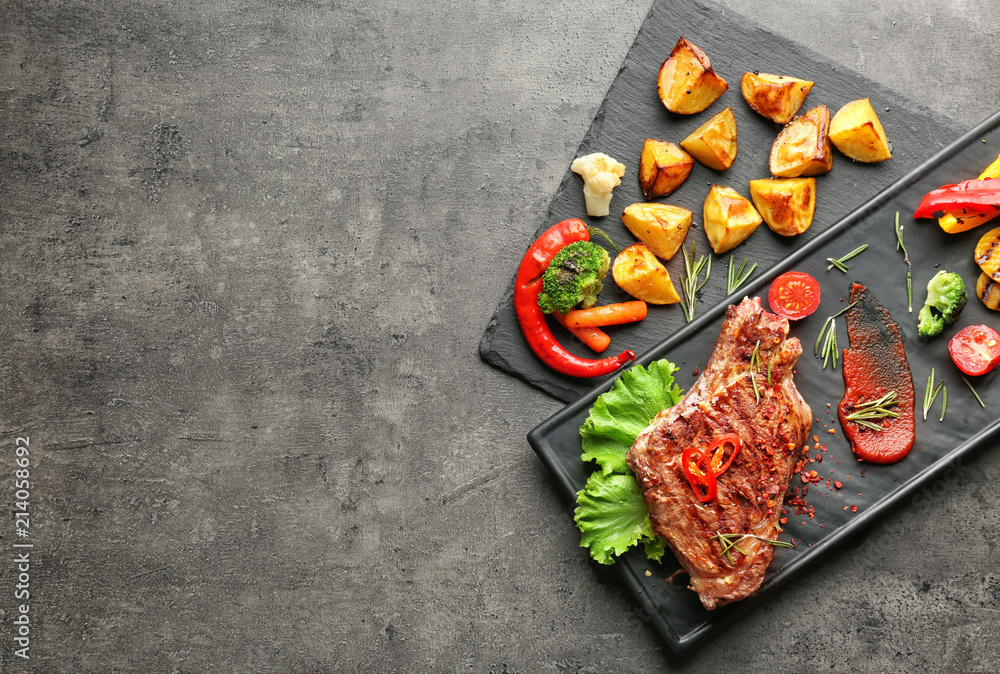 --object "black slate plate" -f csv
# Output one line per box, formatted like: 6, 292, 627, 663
480, 0, 966, 403
528, 110, 1000, 654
